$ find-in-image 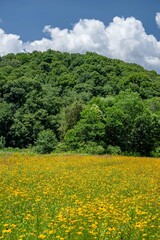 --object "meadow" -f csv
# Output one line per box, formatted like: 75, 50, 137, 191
0, 153, 160, 239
